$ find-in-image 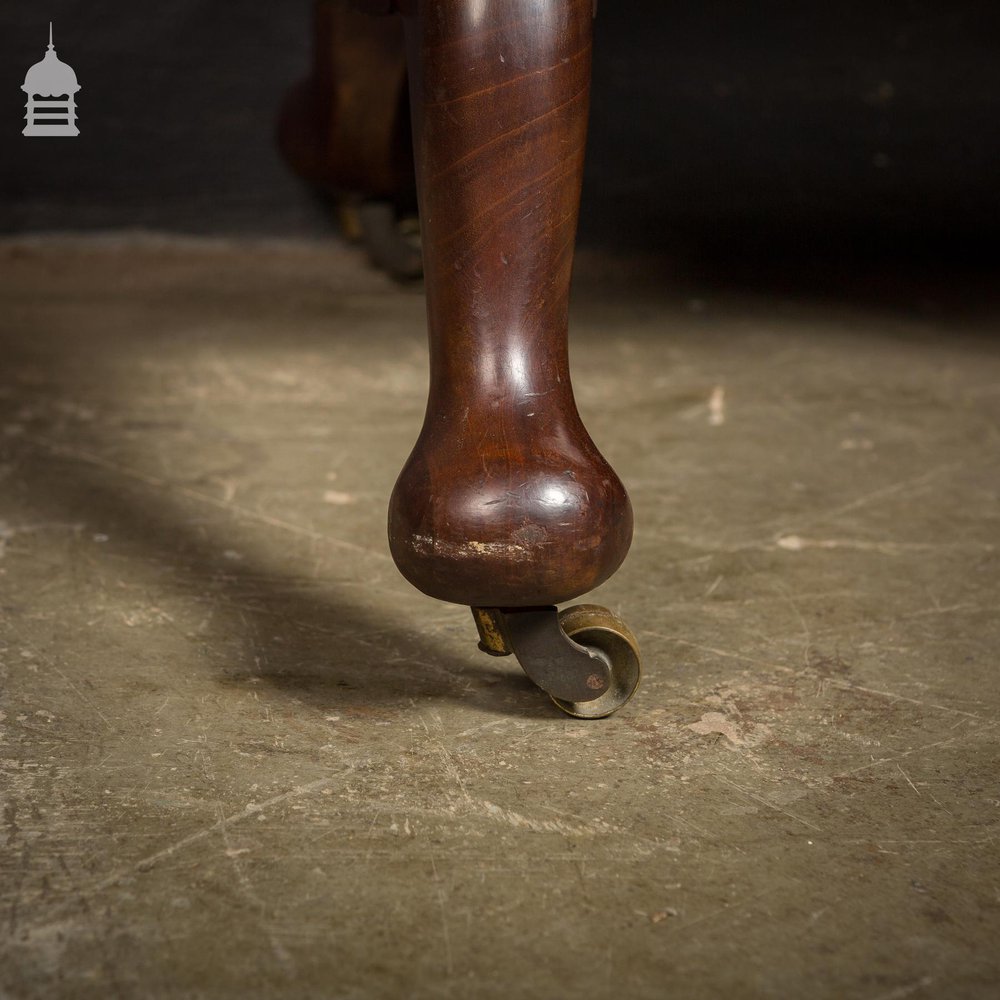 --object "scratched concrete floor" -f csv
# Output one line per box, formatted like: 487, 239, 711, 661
1, 234, 999, 999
